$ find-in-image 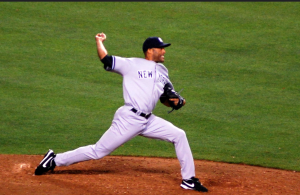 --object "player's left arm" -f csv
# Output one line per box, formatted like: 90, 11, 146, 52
160, 82, 186, 111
